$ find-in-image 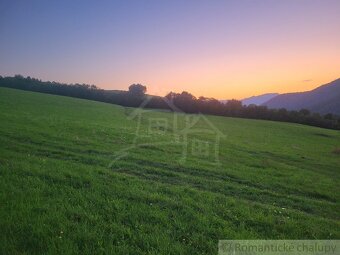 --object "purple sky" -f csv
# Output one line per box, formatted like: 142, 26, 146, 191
1, 0, 339, 99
